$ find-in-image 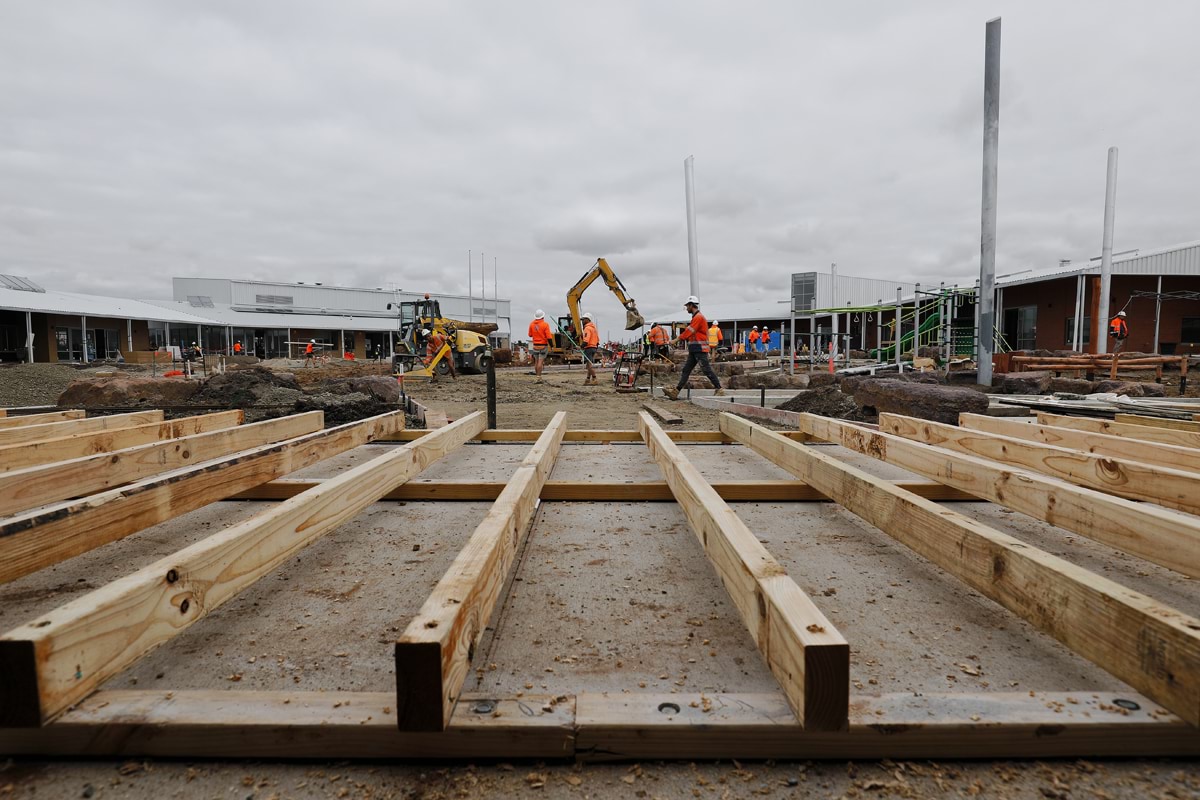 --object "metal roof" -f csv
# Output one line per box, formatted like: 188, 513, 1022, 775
137, 300, 402, 332
0, 286, 215, 324
996, 239, 1200, 288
